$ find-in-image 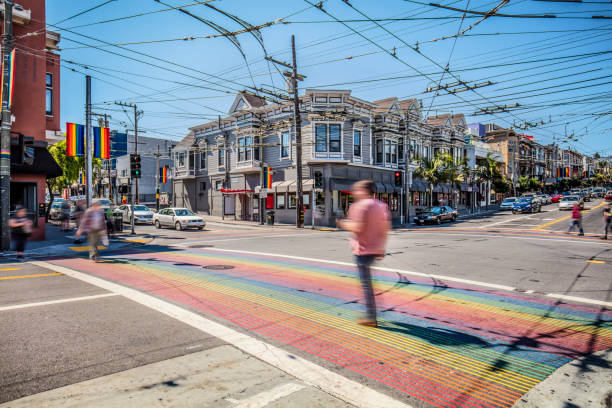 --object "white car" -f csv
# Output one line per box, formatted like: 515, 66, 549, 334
499, 197, 517, 210
559, 196, 583, 211
153, 207, 205, 230
118, 204, 154, 224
